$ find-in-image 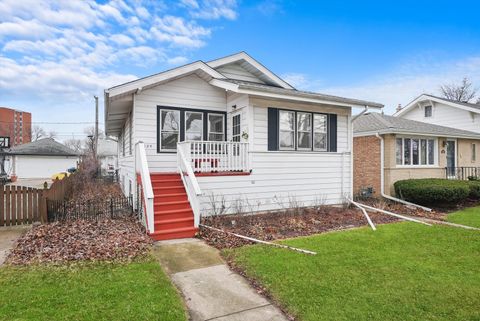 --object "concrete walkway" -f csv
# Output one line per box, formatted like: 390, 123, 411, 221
153, 238, 288, 321
0, 226, 29, 265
